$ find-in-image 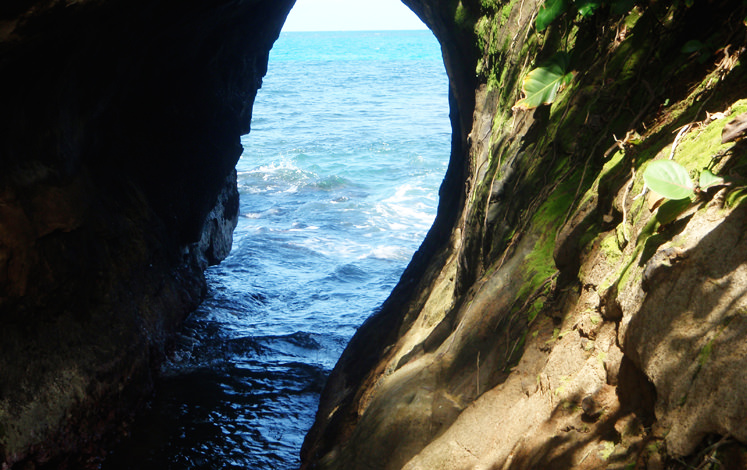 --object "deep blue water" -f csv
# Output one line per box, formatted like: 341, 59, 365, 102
104, 30, 449, 469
